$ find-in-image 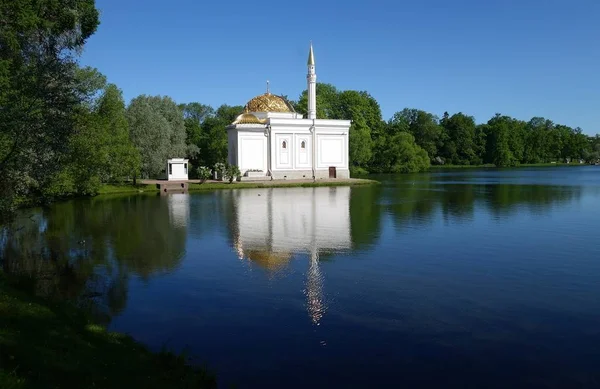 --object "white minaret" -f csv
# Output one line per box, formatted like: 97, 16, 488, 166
307, 43, 317, 120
